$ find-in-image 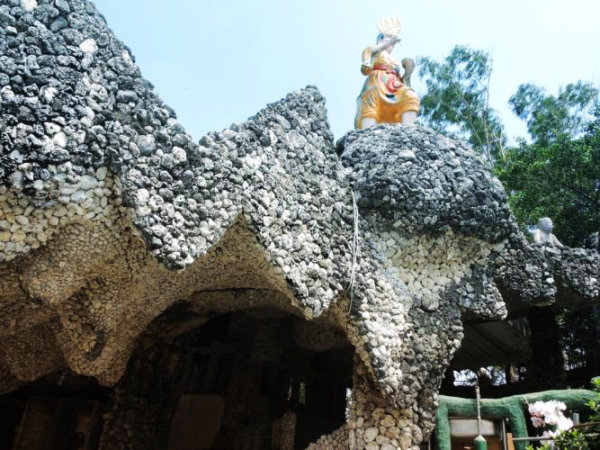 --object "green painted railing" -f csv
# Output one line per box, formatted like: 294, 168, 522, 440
435, 389, 595, 450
